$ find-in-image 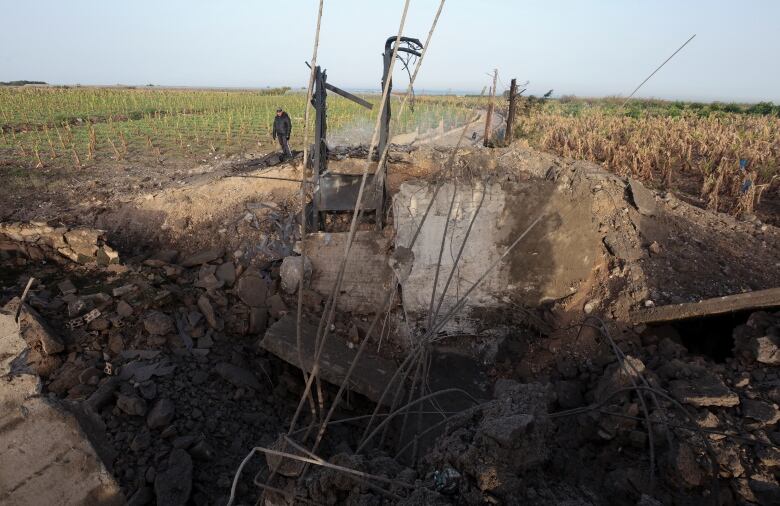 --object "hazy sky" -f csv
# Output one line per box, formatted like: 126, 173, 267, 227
2, 1, 778, 102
